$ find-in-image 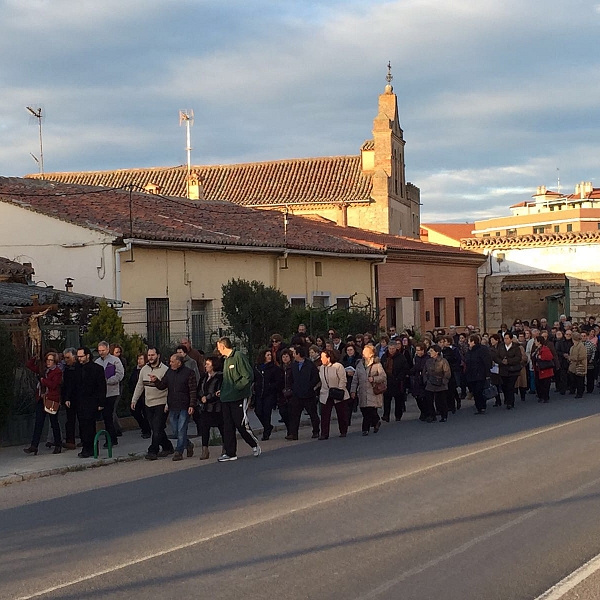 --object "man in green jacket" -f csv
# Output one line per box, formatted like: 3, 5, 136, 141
216, 337, 260, 462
